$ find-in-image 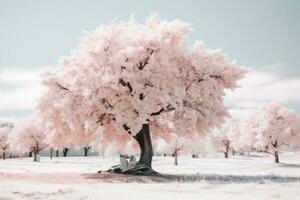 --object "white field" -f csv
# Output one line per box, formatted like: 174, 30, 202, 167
0, 152, 300, 200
